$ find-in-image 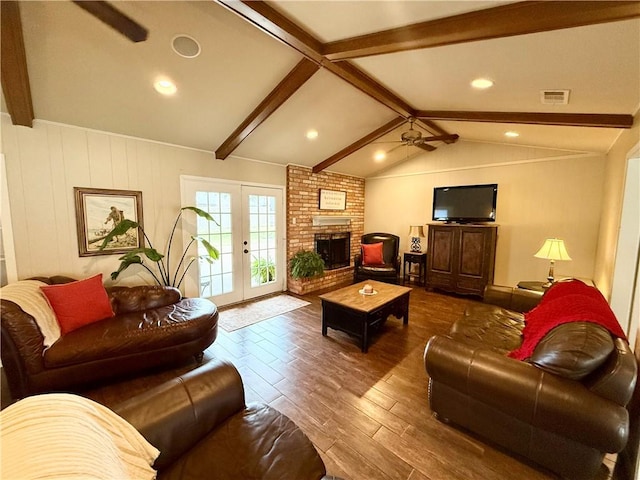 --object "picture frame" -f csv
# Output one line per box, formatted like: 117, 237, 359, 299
318, 189, 346, 210
74, 187, 144, 257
